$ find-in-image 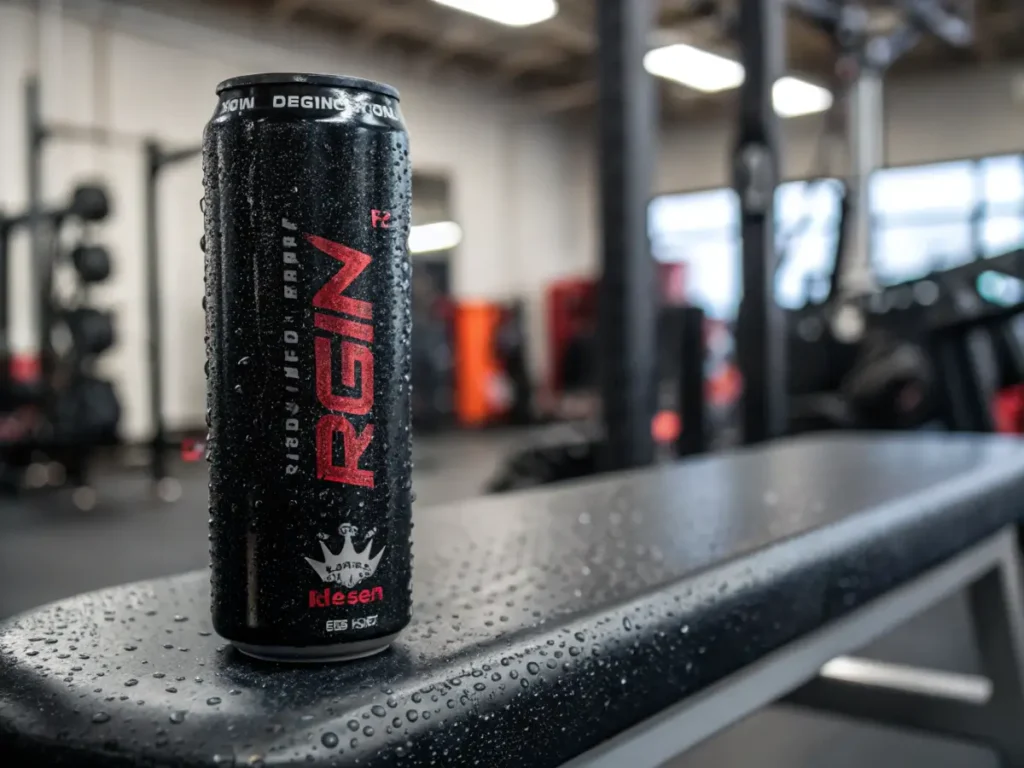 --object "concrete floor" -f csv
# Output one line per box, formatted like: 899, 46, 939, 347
0, 429, 999, 767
